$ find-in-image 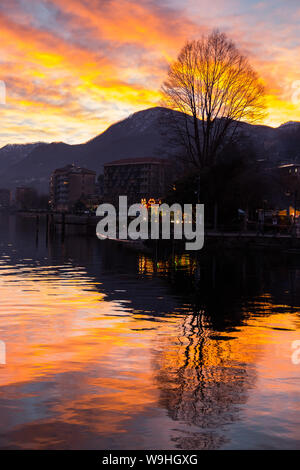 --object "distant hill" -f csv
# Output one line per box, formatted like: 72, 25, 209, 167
0, 142, 43, 174
0, 107, 299, 193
